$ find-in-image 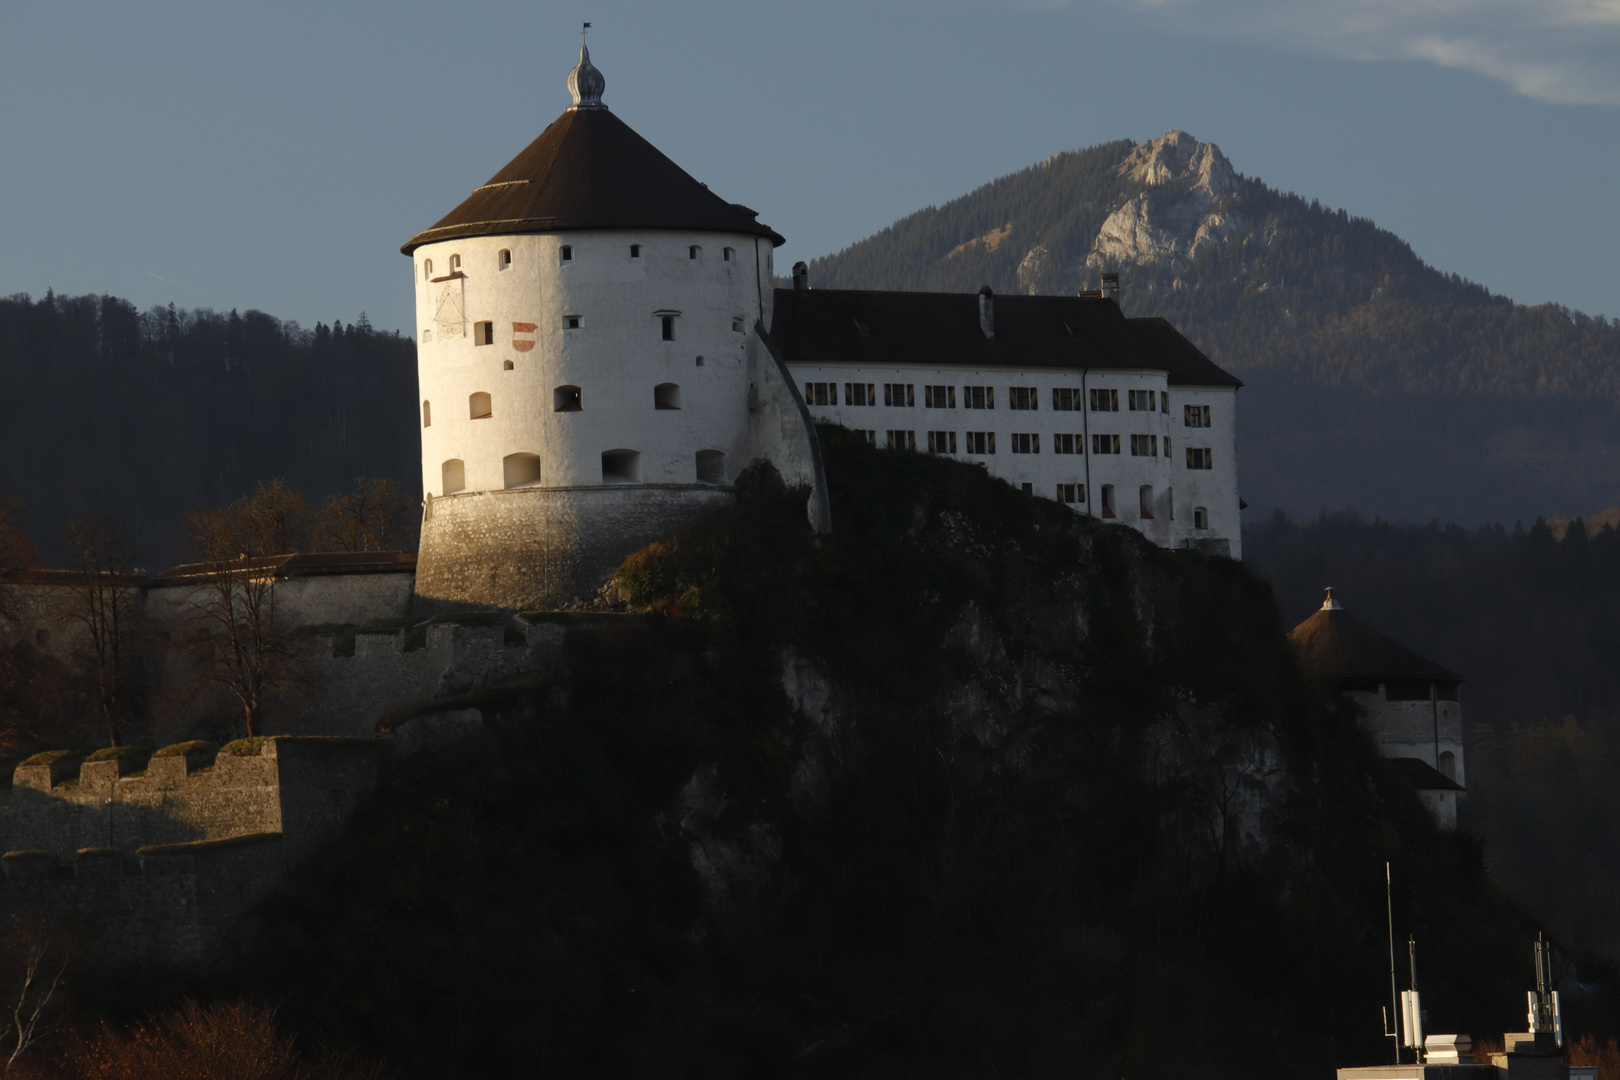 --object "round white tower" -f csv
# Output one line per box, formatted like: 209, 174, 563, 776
402, 45, 800, 610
